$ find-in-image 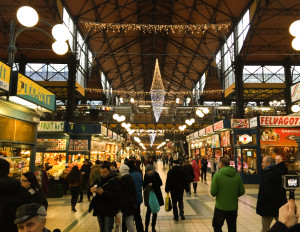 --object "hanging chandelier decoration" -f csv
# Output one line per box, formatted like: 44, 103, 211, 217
82, 21, 231, 34
149, 133, 156, 147
150, 59, 165, 122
